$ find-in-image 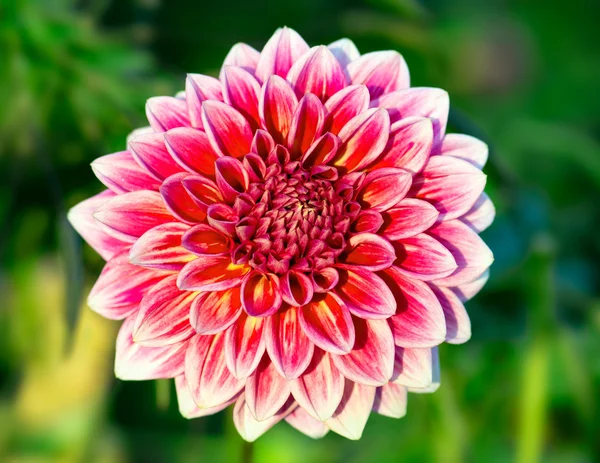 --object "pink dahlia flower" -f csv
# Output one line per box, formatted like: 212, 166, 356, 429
68, 27, 494, 440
